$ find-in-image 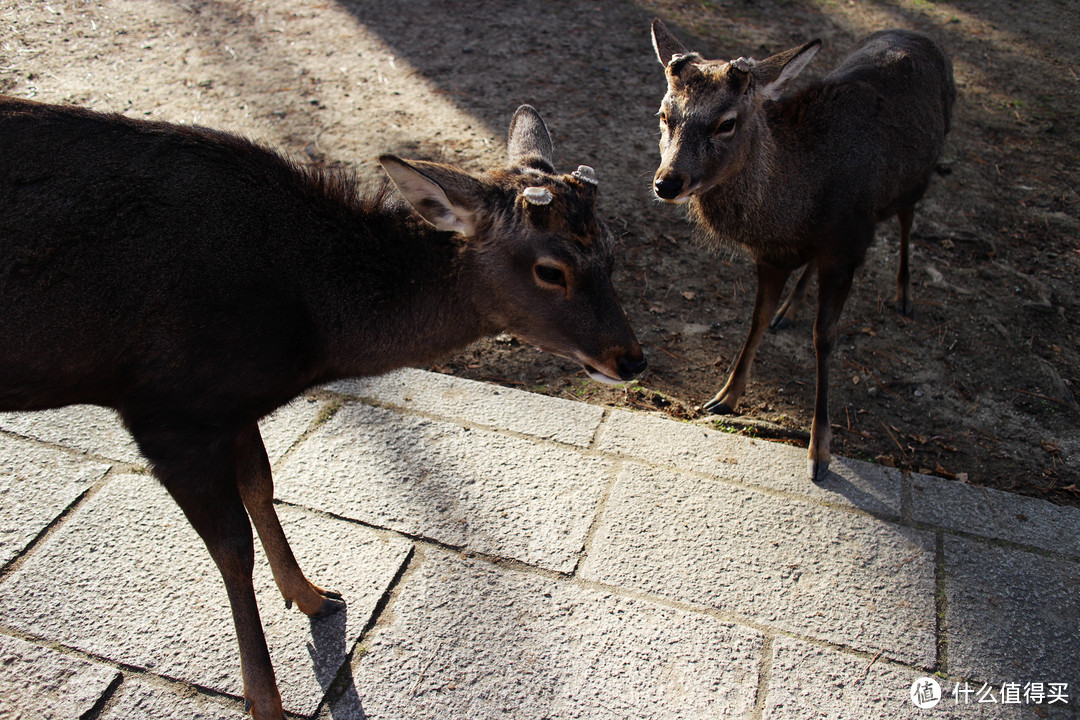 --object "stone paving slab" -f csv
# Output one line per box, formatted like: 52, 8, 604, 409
0, 473, 413, 717
913, 472, 1080, 557
596, 409, 902, 517
763, 636, 929, 720
275, 401, 614, 573
329, 546, 764, 720
0, 397, 330, 471
0, 405, 144, 466
98, 676, 249, 720
579, 462, 937, 667
3, 369, 1080, 719
760, 636, 1069, 719
0, 633, 119, 720
326, 368, 605, 447
944, 535, 1080, 689
0, 433, 110, 567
